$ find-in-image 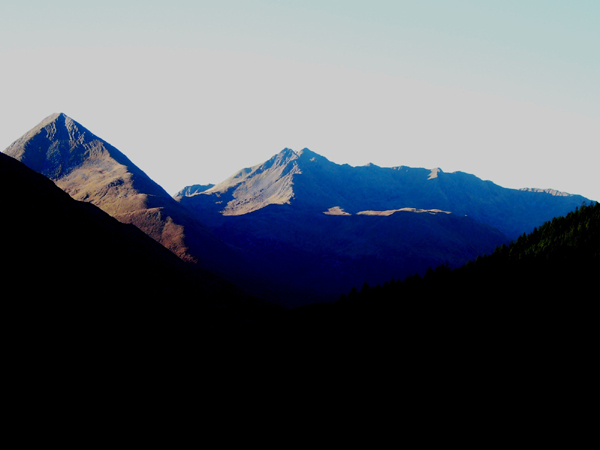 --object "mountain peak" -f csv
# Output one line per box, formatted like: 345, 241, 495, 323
36, 112, 73, 129
4, 113, 172, 214
3, 113, 245, 270
296, 148, 331, 164
48, 111, 68, 120
4, 112, 95, 175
